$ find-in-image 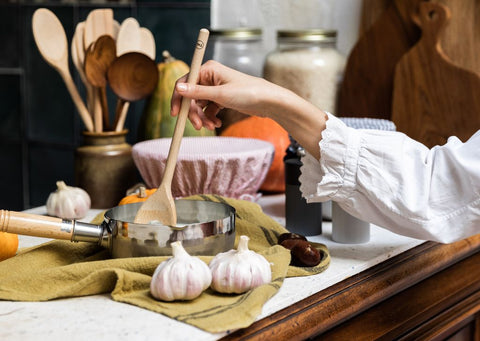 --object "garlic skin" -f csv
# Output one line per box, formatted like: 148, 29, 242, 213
150, 241, 212, 301
46, 181, 91, 219
209, 235, 272, 294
